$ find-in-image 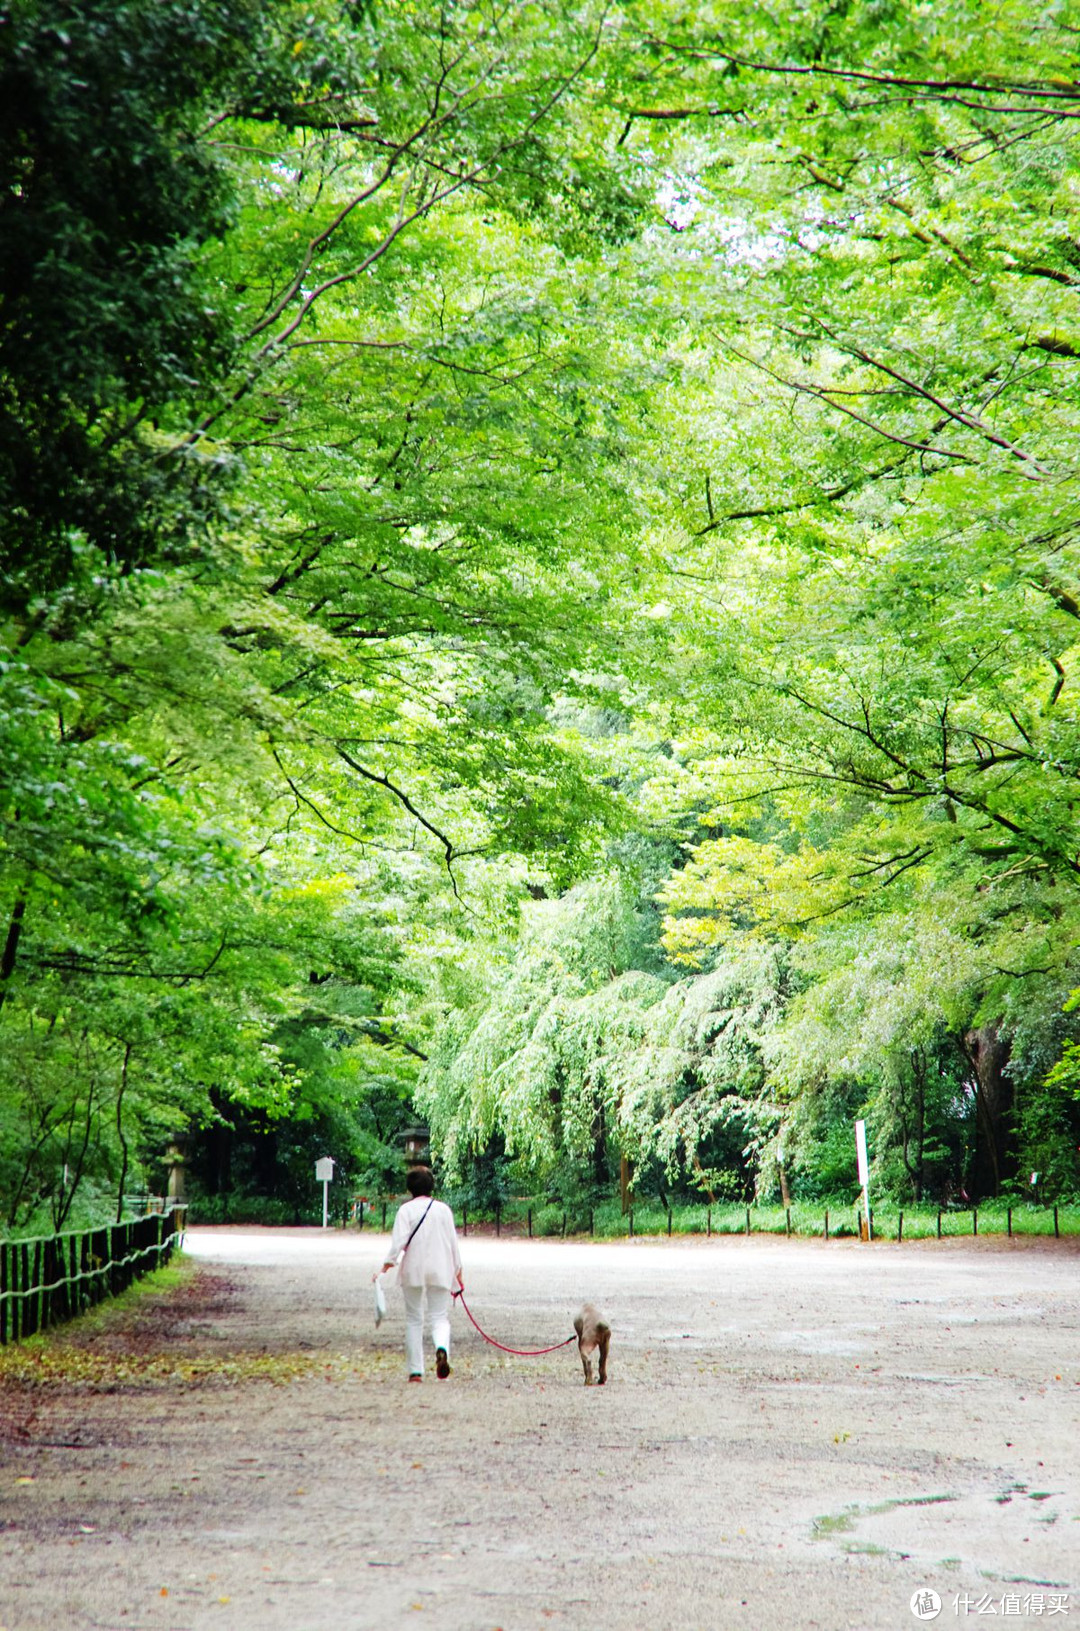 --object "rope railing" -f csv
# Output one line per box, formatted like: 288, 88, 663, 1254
0, 1209, 187, 1346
